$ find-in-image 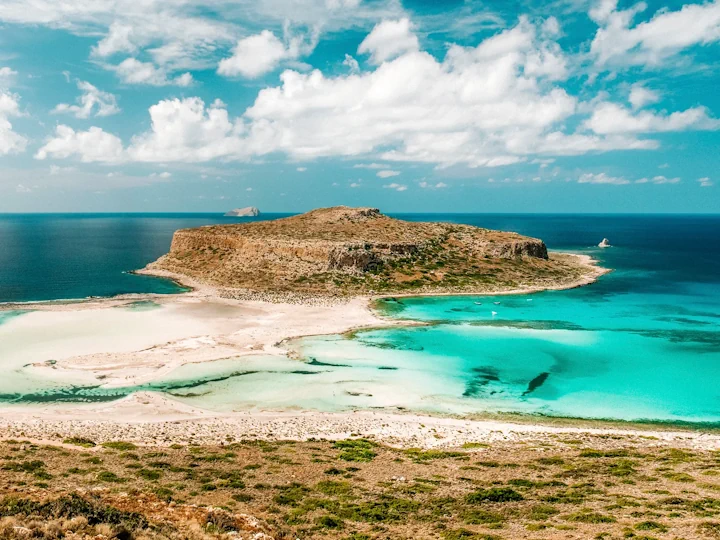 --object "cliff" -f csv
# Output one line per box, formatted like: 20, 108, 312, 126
224, 207, 260, 217
147, 206, 594, 296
